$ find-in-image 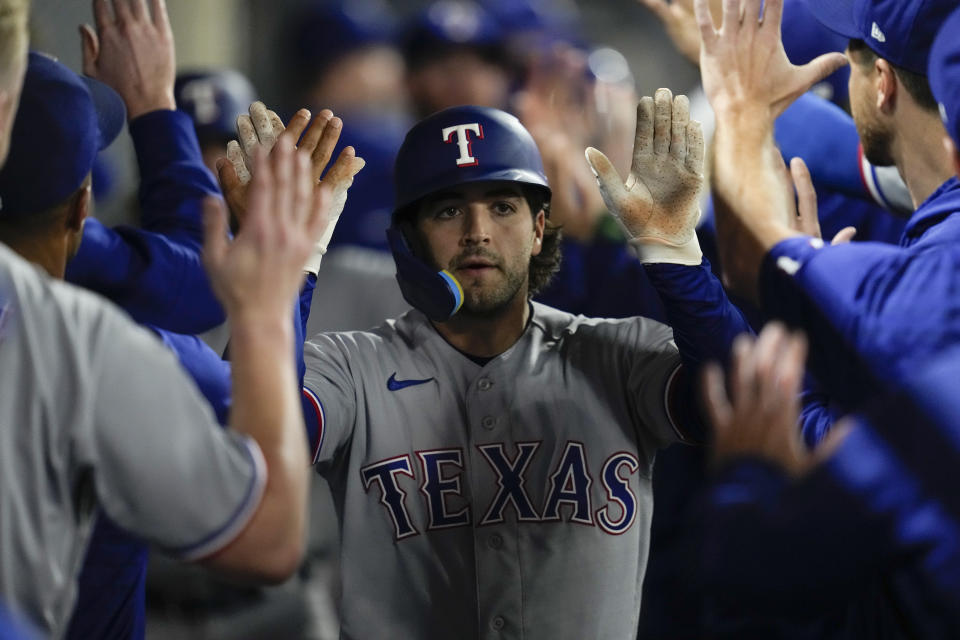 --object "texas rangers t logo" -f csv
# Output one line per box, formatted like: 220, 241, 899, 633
442, 123, 484, 167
